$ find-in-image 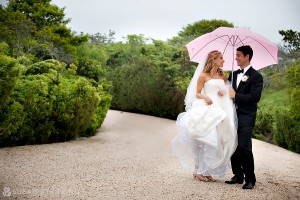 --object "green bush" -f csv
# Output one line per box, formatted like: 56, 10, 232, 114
0, 42, 9, 55
273, 108, 300, 153
0, 101, 24, 144
290, 88, 300, 119
274, 59, 300, 153
10, 74, 56, 145
108, 56, 184, 119
76, 43, 108, 82
23, 59, 64, 75
50, 77, 101, 141
16, 55, 34, 66
0, 54, 20, 111
109, 58, 161, 113
254, 105, 300, 153
83, 83, 112, 137
0, 58, 111, 147
253, 105, 276, 142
